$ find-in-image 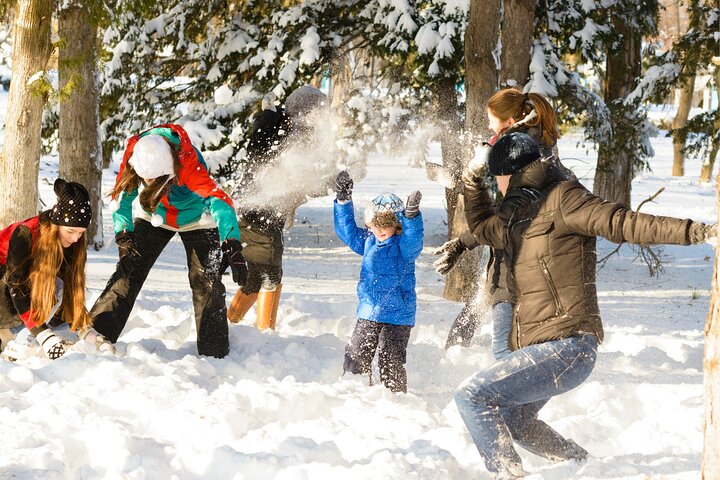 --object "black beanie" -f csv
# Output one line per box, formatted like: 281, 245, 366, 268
49, 178, 92, 228
488, 132, 542, 176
